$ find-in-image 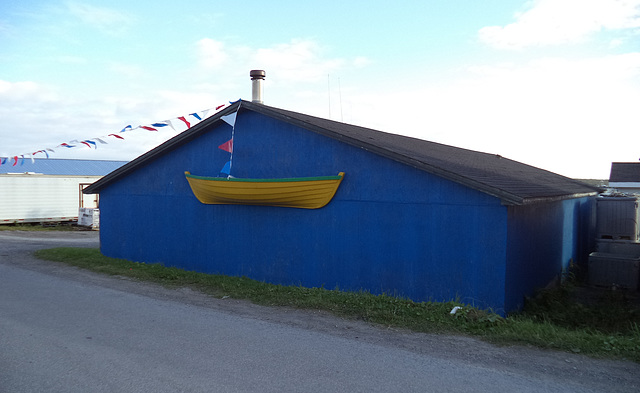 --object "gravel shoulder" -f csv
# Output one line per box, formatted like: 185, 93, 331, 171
2, 230, 639, 392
